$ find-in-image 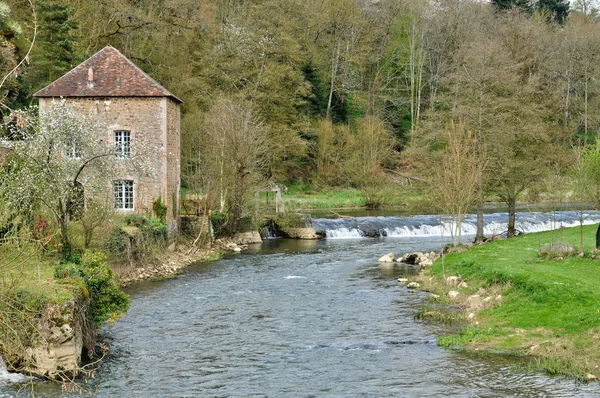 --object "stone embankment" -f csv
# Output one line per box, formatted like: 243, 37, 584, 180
11, 299, 88, 380
116, 232, 269, 285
